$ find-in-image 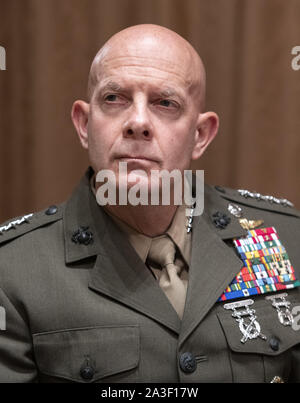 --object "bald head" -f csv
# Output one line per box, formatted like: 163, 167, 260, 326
87, 24, 206, 110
